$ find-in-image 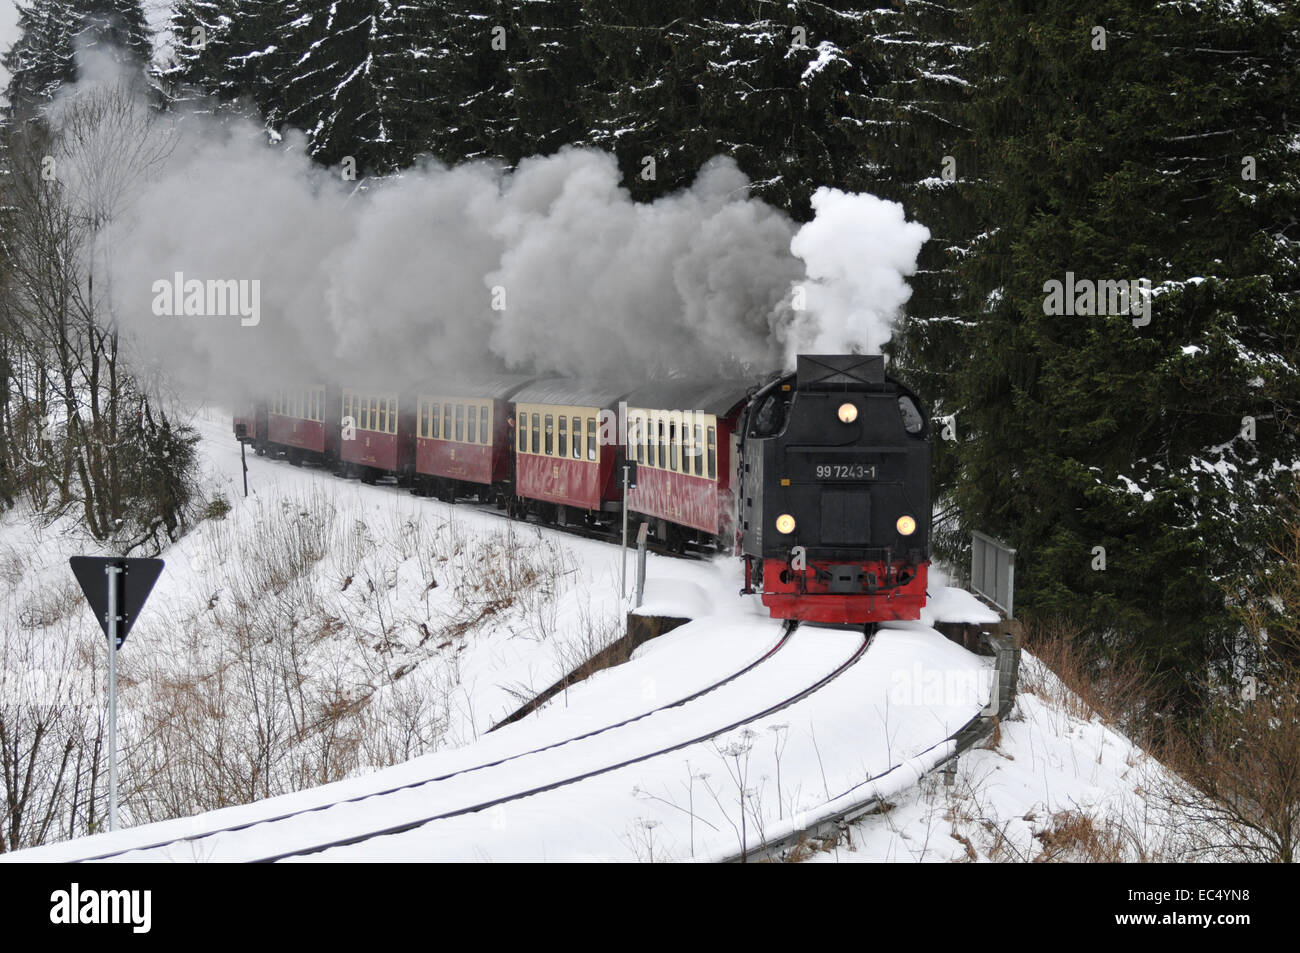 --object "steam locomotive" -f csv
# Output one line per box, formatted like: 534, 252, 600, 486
233, 354, 932, 624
